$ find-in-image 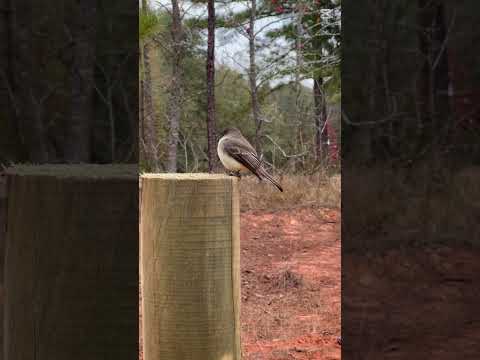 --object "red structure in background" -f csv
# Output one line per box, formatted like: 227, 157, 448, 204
447, 57, 480, 136
443, 6, 480, 142
325, 120, 339, 163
